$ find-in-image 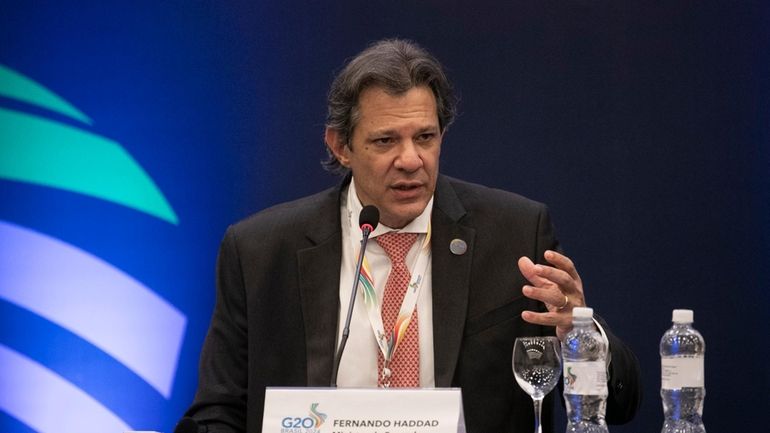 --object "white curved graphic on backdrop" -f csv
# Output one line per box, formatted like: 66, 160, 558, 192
0, 344, 132, 433
0, 220, 186, 398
